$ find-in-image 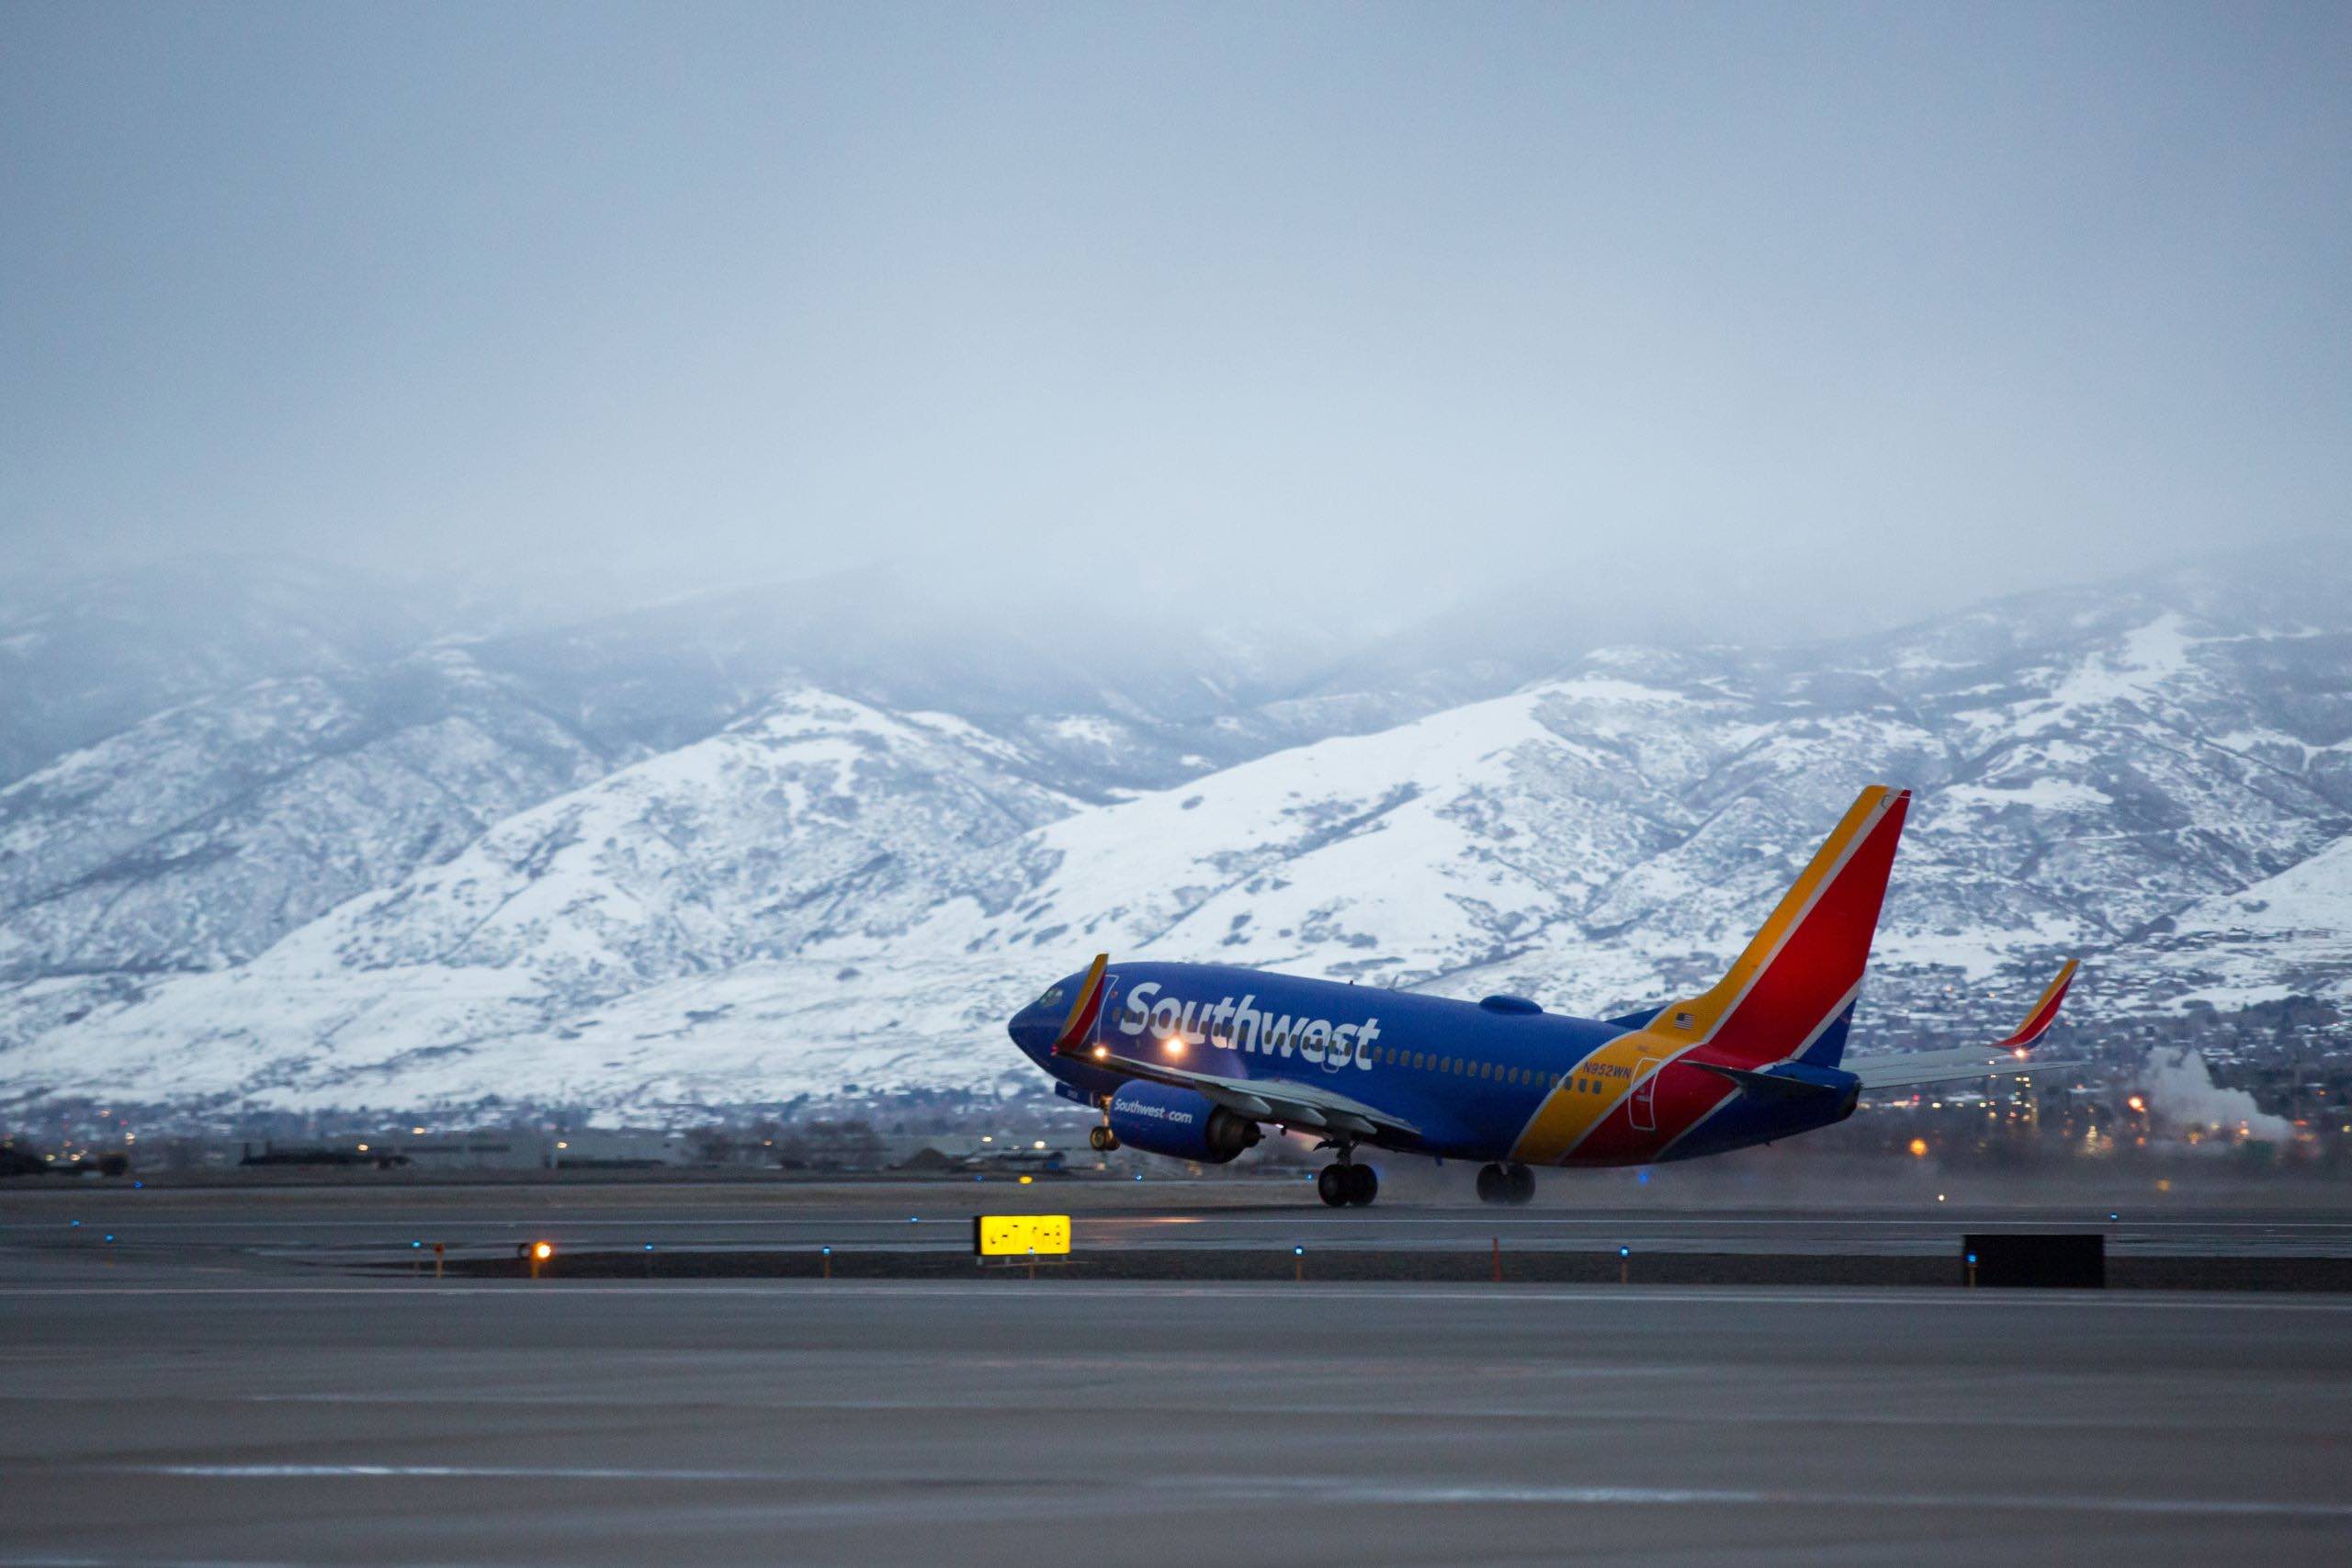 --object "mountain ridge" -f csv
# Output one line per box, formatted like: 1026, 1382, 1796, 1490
2, 547, 2346, 1114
